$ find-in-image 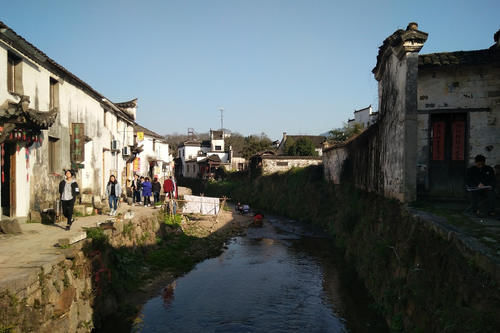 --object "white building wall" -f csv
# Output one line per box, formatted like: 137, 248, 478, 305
0, 41, 134, 217
179, 145, 202, 177
211, 138, 224, 151
135, 135, 170, 180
